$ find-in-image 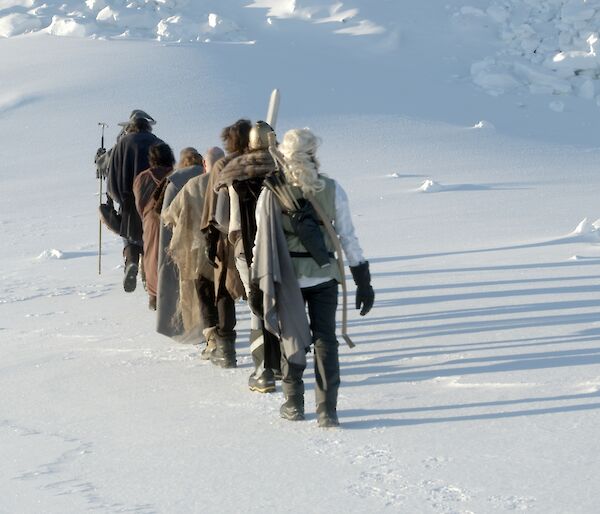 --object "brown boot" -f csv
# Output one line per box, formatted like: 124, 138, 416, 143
200, 327, 217, 360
